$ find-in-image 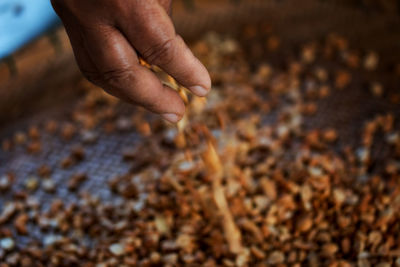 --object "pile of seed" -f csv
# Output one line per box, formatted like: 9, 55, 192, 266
0, 25, 400, 267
